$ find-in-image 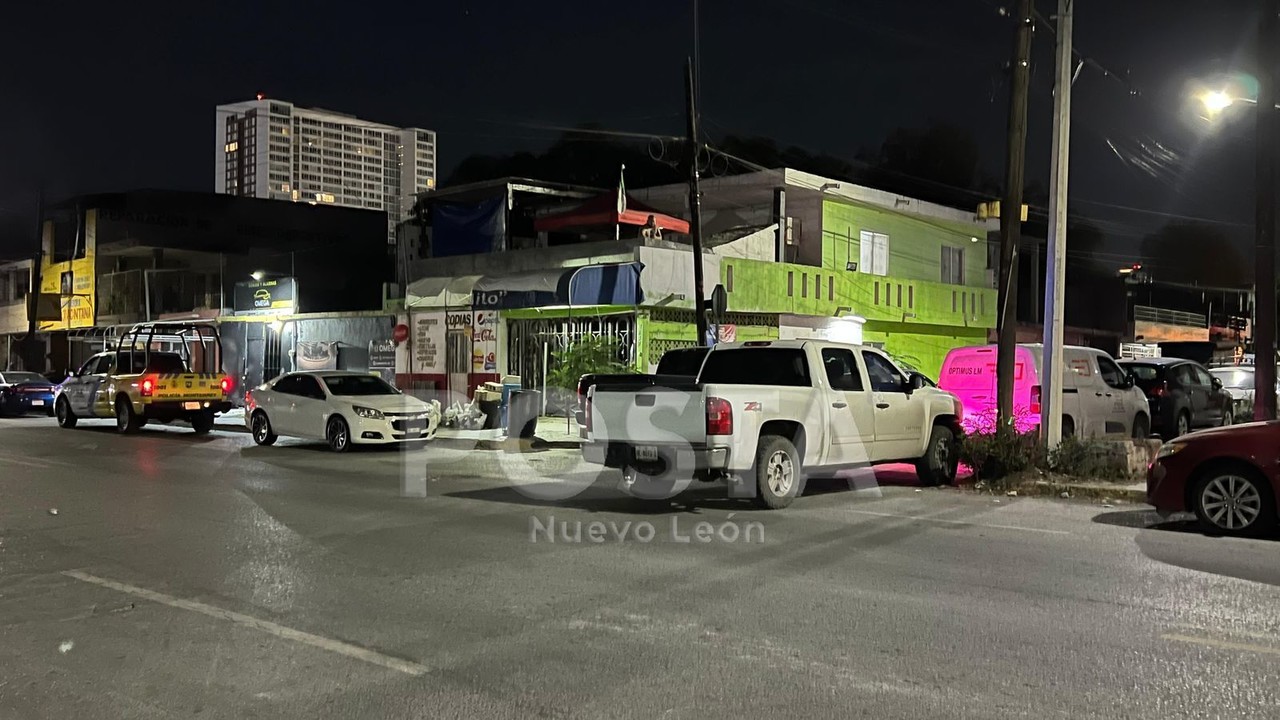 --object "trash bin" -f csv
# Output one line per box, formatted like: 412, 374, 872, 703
507, 390, 541, 439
